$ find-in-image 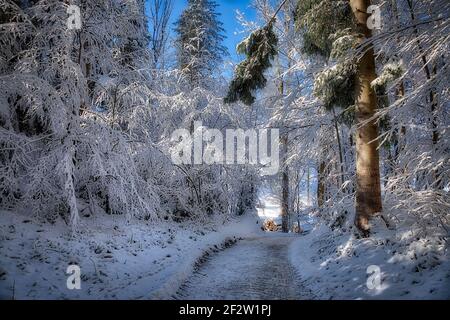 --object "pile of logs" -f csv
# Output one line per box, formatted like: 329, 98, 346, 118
262, 219, 304, 233
262, 219, 279, 232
